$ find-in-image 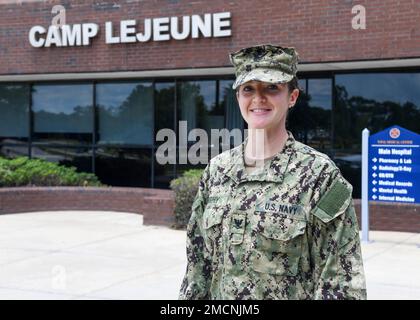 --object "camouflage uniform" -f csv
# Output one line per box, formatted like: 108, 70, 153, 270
179, 132, 367, 300
179, 44, 366, 300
